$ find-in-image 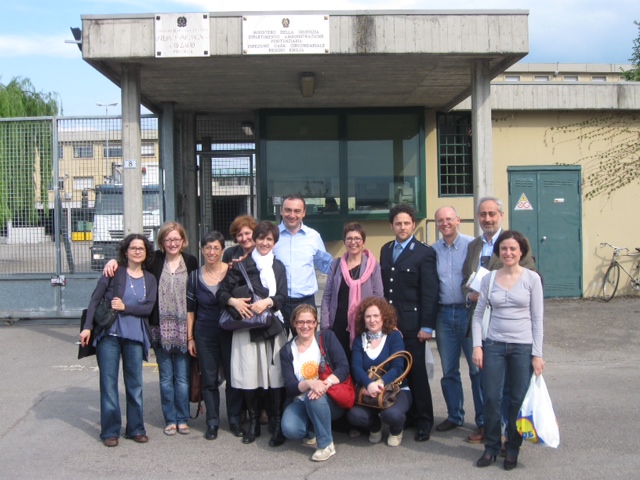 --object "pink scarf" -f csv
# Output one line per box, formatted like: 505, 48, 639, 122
341, 249, 377, 348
